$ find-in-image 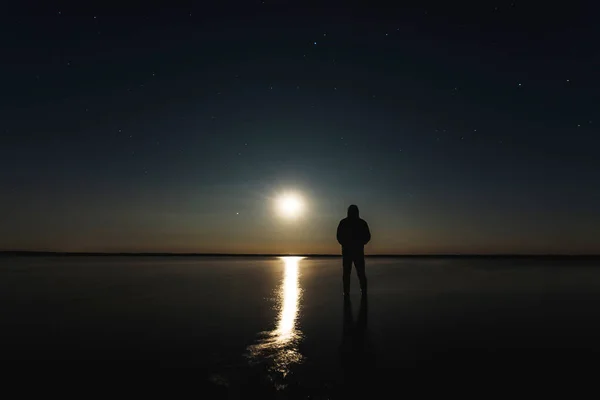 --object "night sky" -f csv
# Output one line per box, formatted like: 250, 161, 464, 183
1, 2, 598, 254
